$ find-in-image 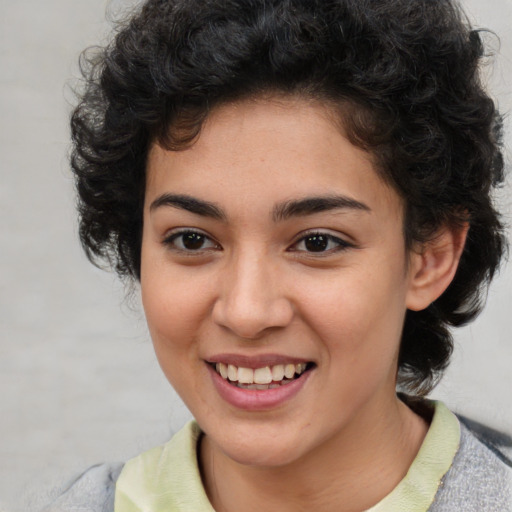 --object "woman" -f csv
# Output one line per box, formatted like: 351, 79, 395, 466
44, 0, 511, 510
